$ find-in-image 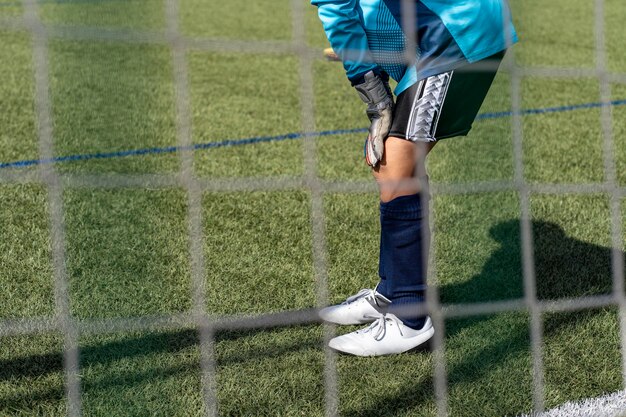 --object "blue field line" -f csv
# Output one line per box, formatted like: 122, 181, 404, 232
0, 128, 367, 169
1, 99, 625, 170
475, 98, 626, 120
